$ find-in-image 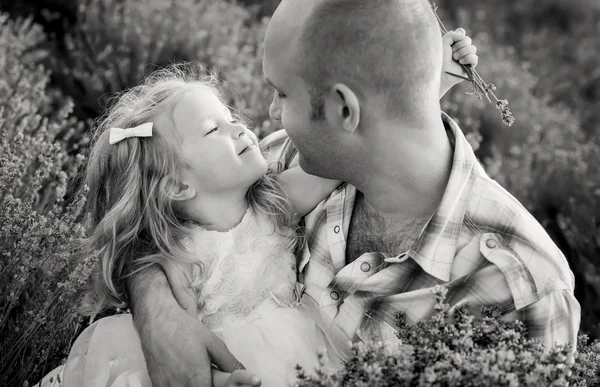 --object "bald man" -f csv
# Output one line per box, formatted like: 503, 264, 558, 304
128, 0, 580, 385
